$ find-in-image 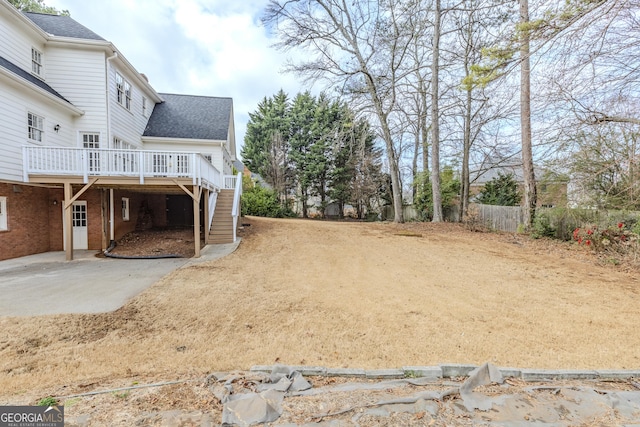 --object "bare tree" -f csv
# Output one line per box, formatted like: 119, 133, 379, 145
264, 0, 422, 223
430, 0, 444, 222
519, 0, 536, 228
393, 2, 432, 202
